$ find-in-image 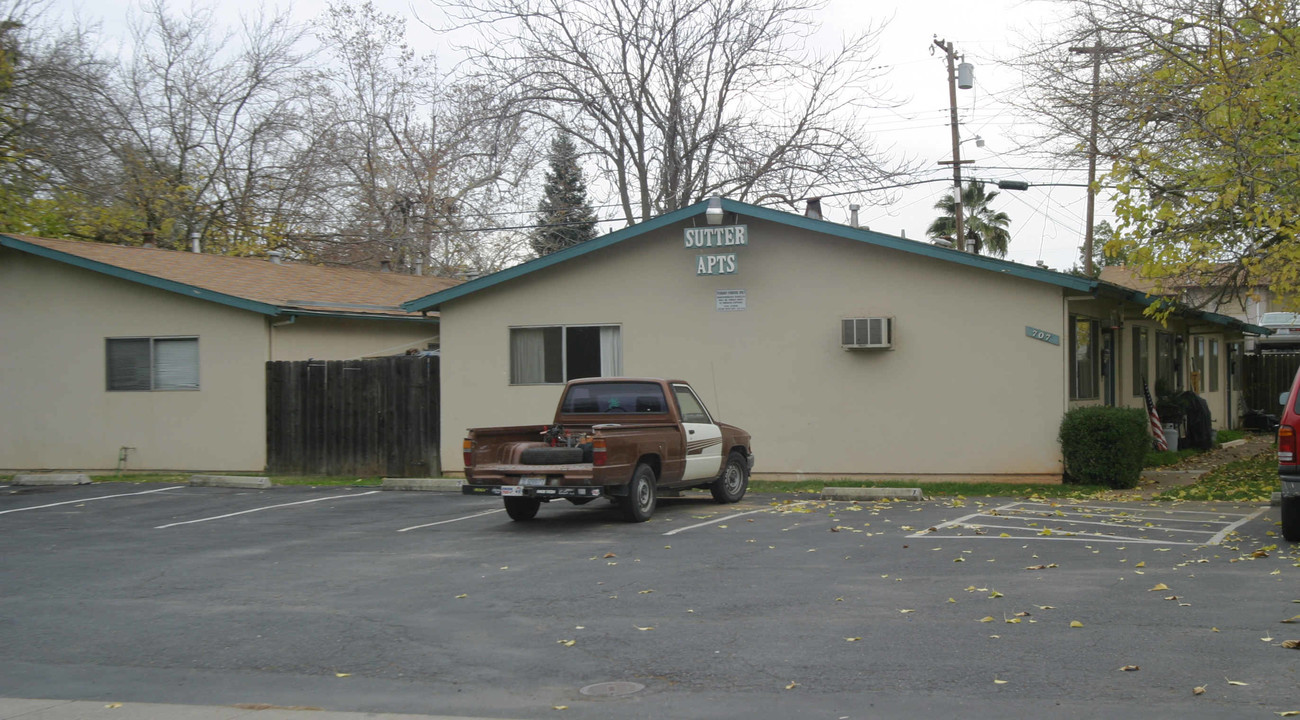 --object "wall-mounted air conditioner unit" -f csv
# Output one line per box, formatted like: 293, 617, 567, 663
841, 317, 892, 349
